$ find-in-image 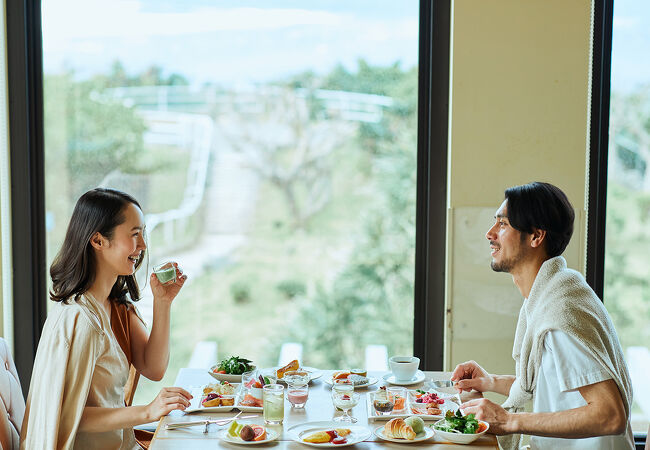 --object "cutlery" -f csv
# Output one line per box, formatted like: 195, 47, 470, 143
430, 380, 462, 408
166, 412, 258, 431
